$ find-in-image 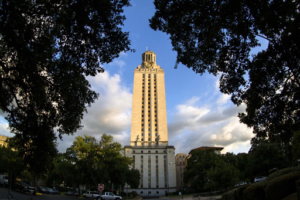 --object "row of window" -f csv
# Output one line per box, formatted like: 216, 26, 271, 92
141, 73, 157, 142
132, 150, 167, 154
133, 155, 167, 158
